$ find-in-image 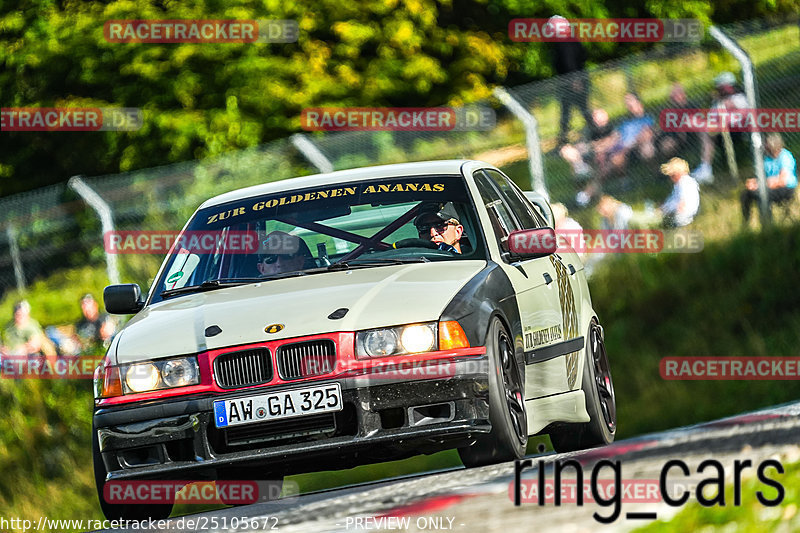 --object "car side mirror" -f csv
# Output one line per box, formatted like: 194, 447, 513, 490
508, 228, 558, 259
104, 284, 144, 315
